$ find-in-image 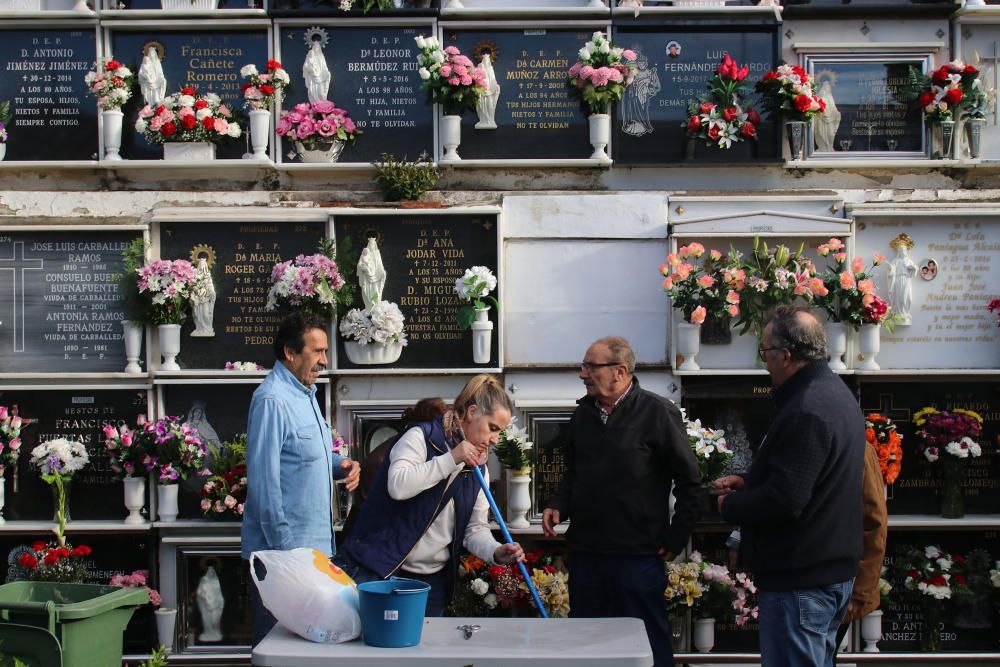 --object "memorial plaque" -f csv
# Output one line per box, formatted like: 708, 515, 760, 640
0, 387, 149, 521
0, 230, 135, 373
683, 377, 778, 474
158, 220, 325, 369
611, 24, 780, 164
269, 0, 437, 14
527, 412, 572, 520
0, 29, 98, 161
690, 531, 760, 653
859, 382, 1000, 515
110, 30, 269, 160
333, 213, 499, 369
444, 28, 589, 160
177, 547, 251, 650
275, 24, 433, 163
804, 57, 925, 156
118, 0, 250, 10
